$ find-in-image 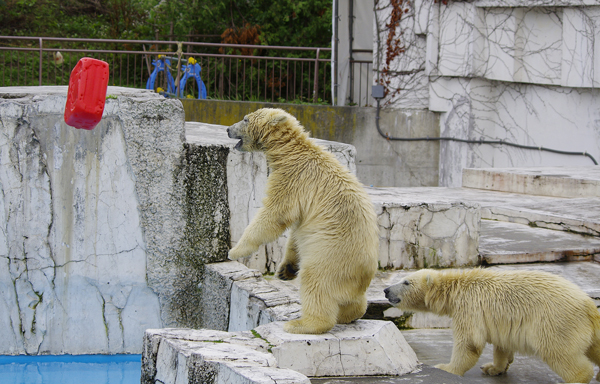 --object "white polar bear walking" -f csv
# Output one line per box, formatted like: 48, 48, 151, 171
384, 268, 600, 383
